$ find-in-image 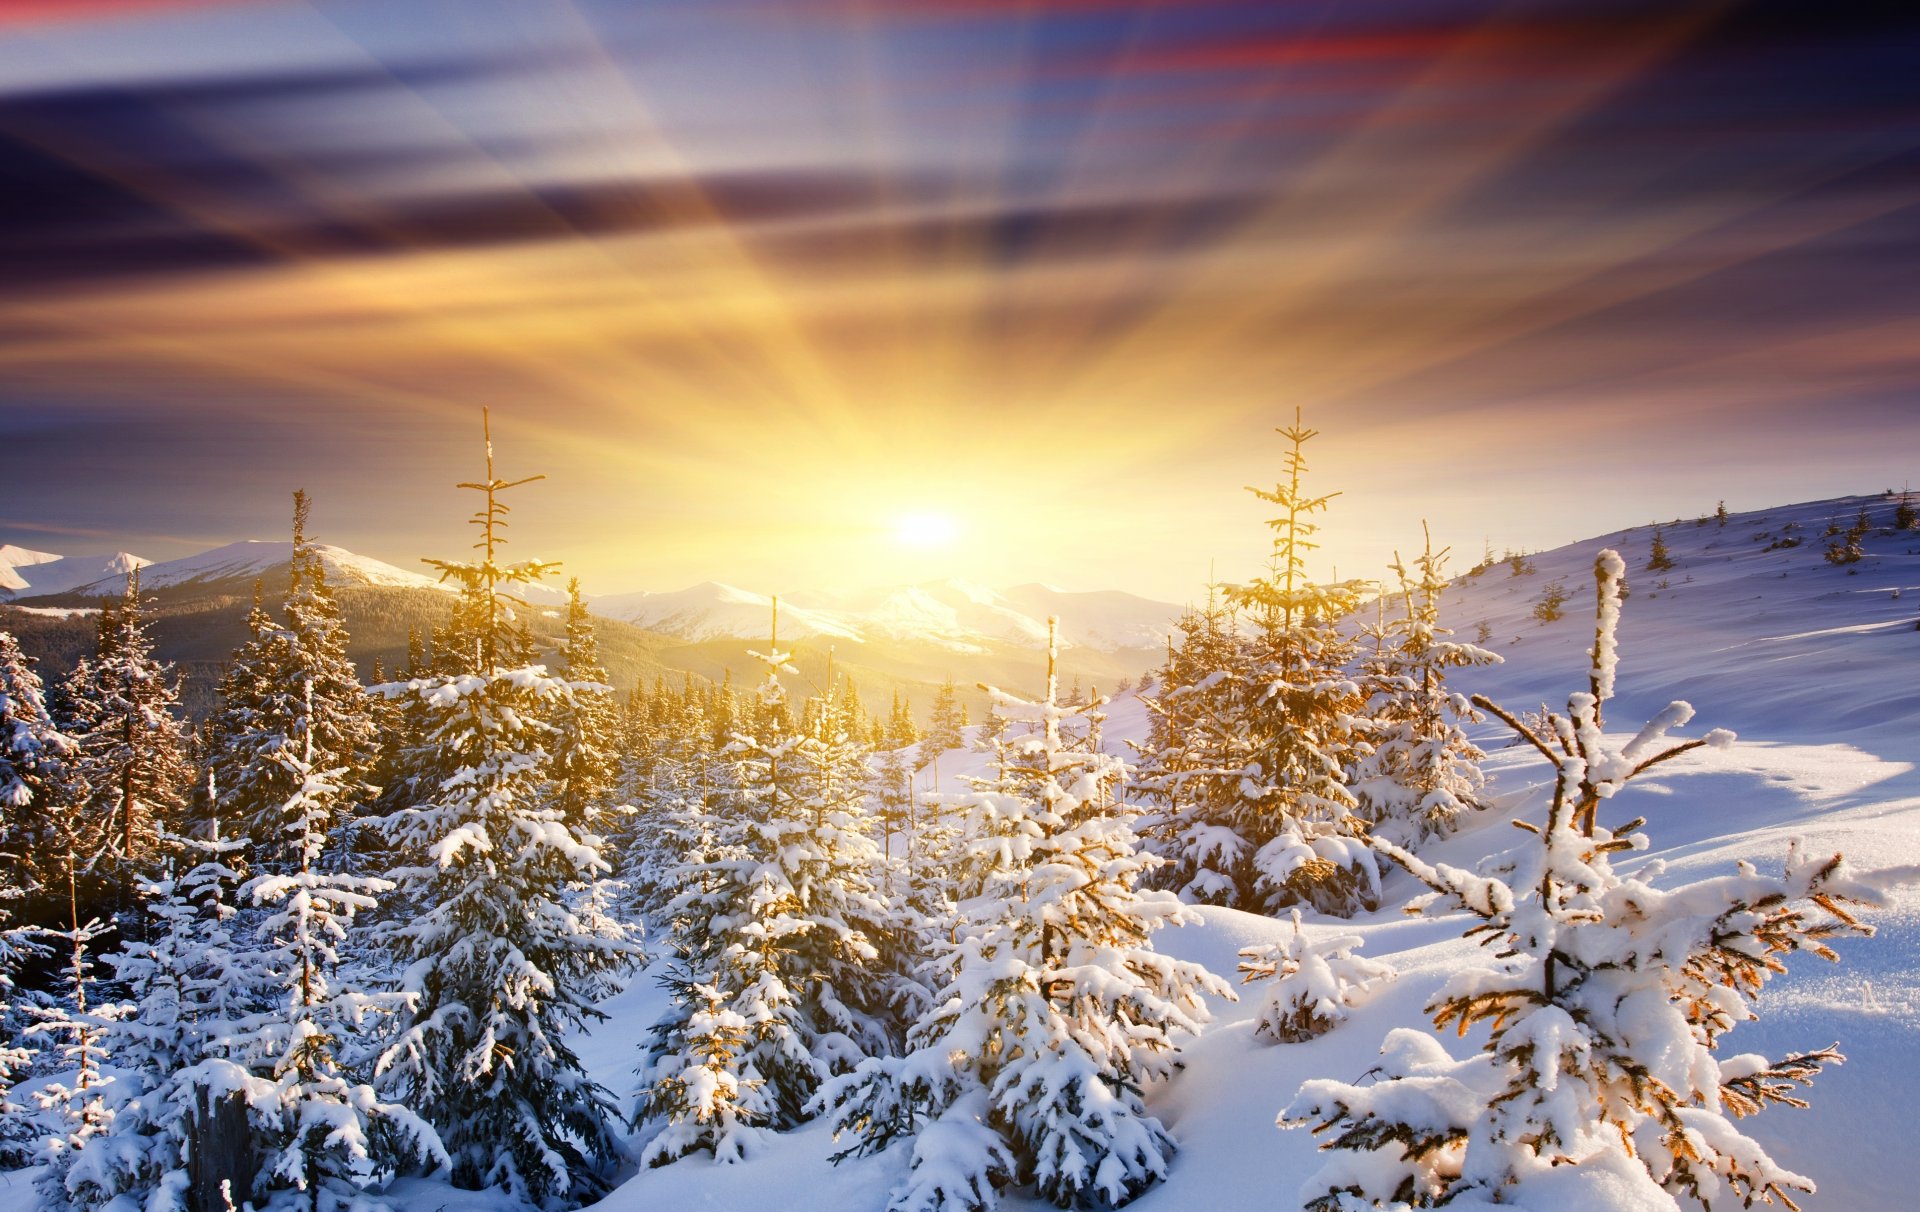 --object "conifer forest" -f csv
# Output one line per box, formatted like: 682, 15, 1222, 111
3, 3, 1919, 1211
